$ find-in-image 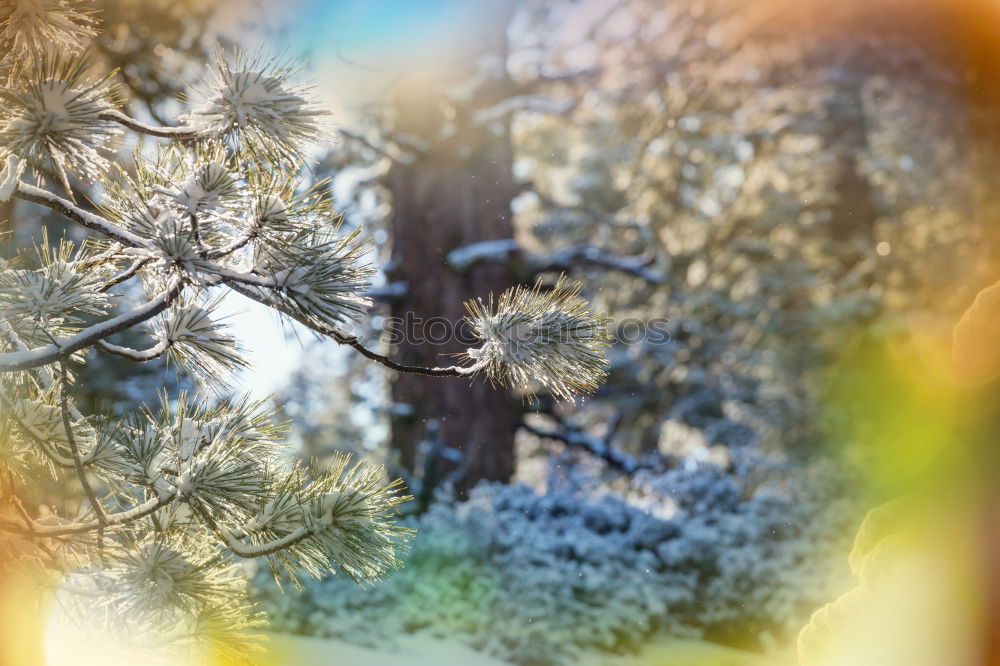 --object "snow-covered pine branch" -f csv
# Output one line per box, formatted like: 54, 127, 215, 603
464, 276, 611, 400
0, 1, 610, 656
